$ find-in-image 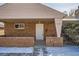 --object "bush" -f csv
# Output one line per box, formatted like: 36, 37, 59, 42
62, 22, 79, 44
